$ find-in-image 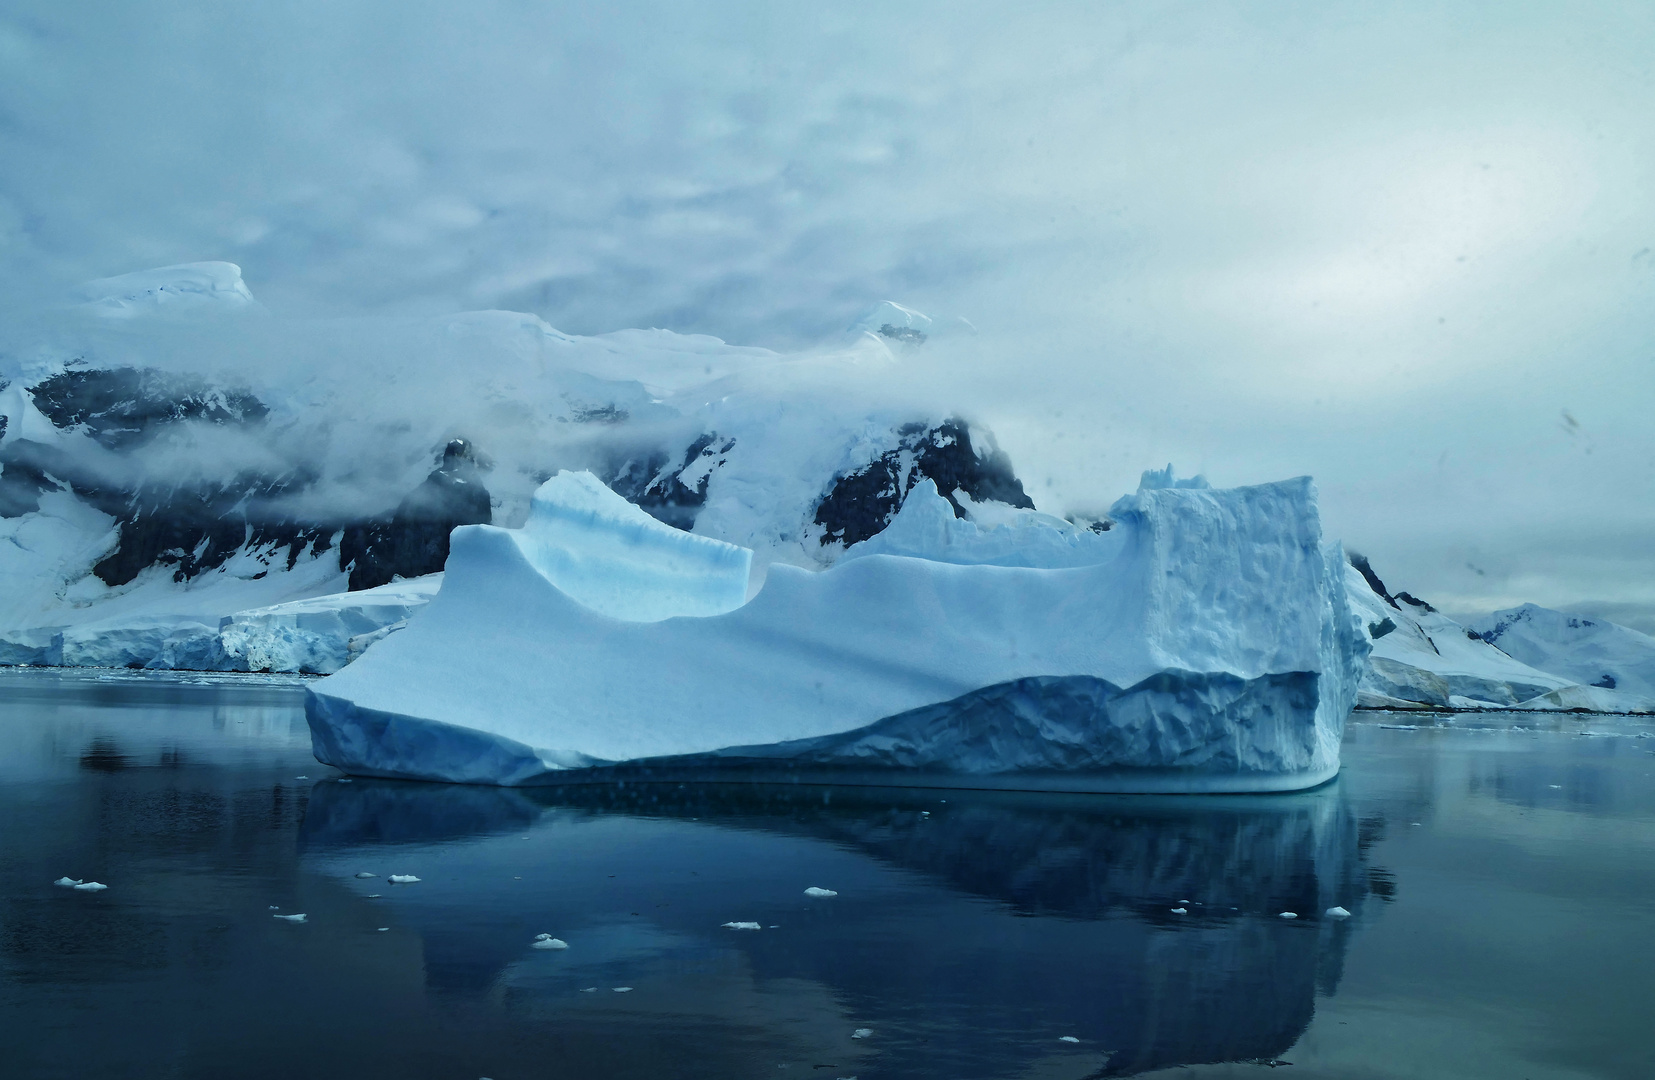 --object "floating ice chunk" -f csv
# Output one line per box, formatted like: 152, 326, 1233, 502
1325, 906, 1351, 919
274, 913, 307, 922
1170, 907, 1187, 914
74, 882, 107, 891
355, 872, 377, 878
852, 1028, 873, 1039
54, 877, 82, 888
388, 875, 421, 884
1059, 1036, 1080, 1043
579, 987, 597, 993
377, 927, 389, 932
336, 778, 352, 783
804, 887, 838, 898
366, 894, 382, 898
722, 921, 762, 930
296, 776, 309, 780
1278, 912, 1298, 919
532, 935, 569, 950
612, 987, 633, 993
